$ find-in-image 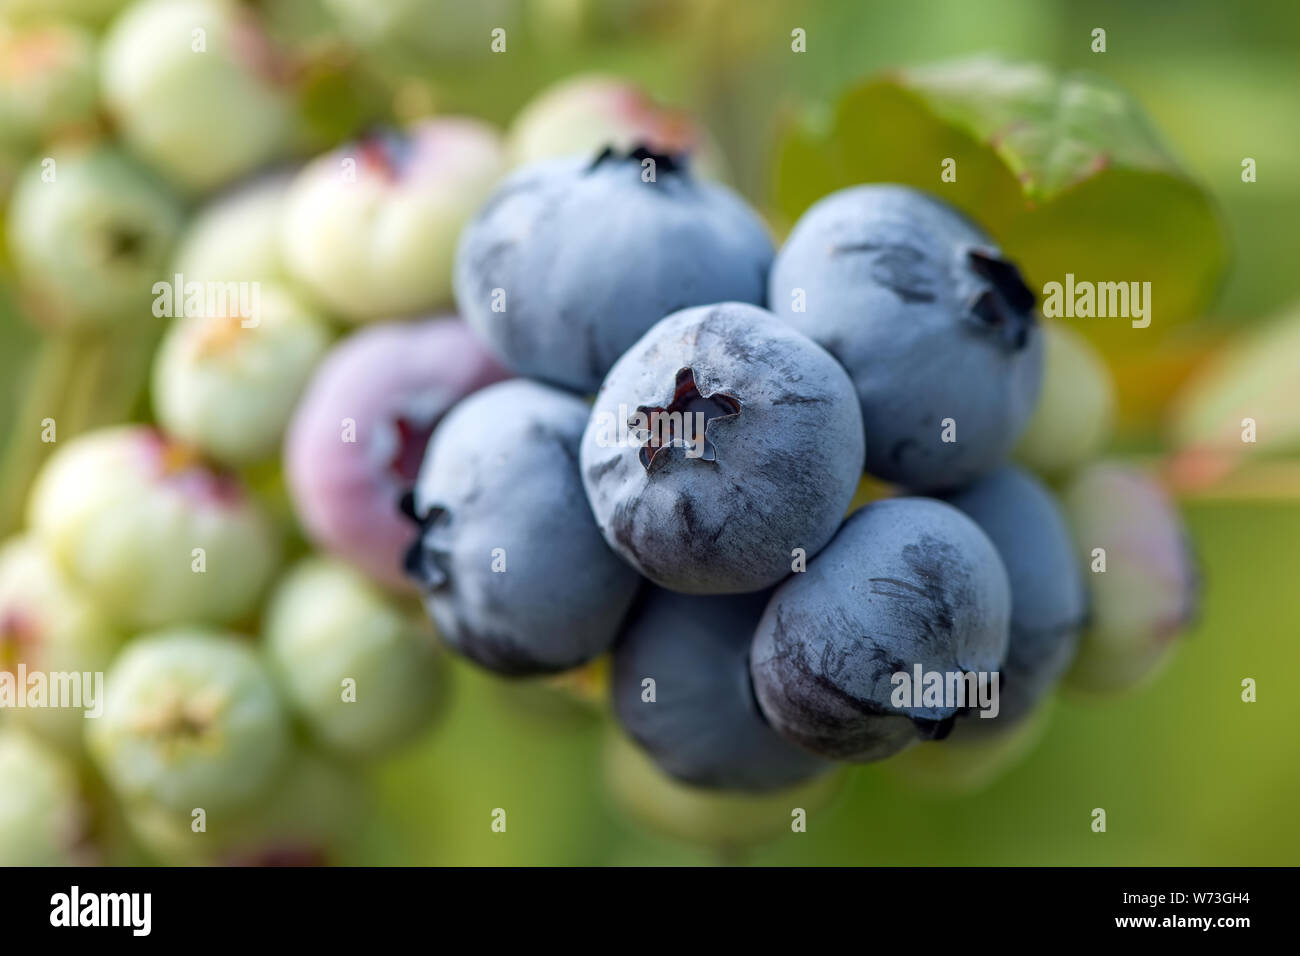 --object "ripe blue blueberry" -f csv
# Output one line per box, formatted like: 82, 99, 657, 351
769, 184, 1044, 491
581, 302, 864, 594
454, 147, 774, 393
749, 498, 1011, 761
405, 379, 641, 674
611, 588, 830, 792
941, 466, 1087, 734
